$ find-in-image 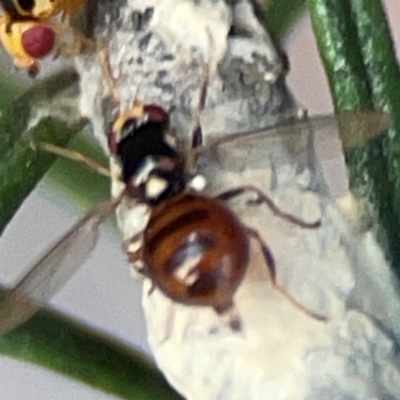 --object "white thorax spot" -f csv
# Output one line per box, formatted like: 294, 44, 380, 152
132, 156, 178, 202
188, 174, 207, 192
145, 176, 169, 201
133, 157, 158, 186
